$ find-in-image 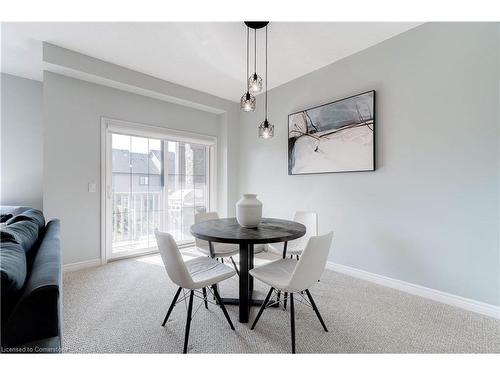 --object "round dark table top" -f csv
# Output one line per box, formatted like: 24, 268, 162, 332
190, 217, 306, 245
